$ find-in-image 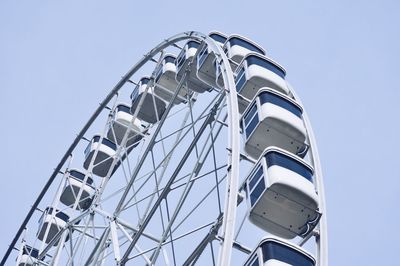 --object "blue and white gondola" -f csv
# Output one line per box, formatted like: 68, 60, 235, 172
222, 34, 266, 70
242, 88, 308, 160
234, 53, 290, 113
83, 135, 117, 177
243, 237, 315, 266
196, 31, 227, 88
37, 207, 69, 245
154, 54, 190, 104
59, 169, 95, 210
175, 40, 210, 93
130, 77, 167, 124
107, 103, 146, 148
16, 245, 44, 266
245, 147, 320, 239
